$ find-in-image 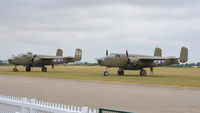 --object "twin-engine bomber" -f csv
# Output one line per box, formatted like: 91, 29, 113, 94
8, 48, 82, 72
97, 47, 188, 76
